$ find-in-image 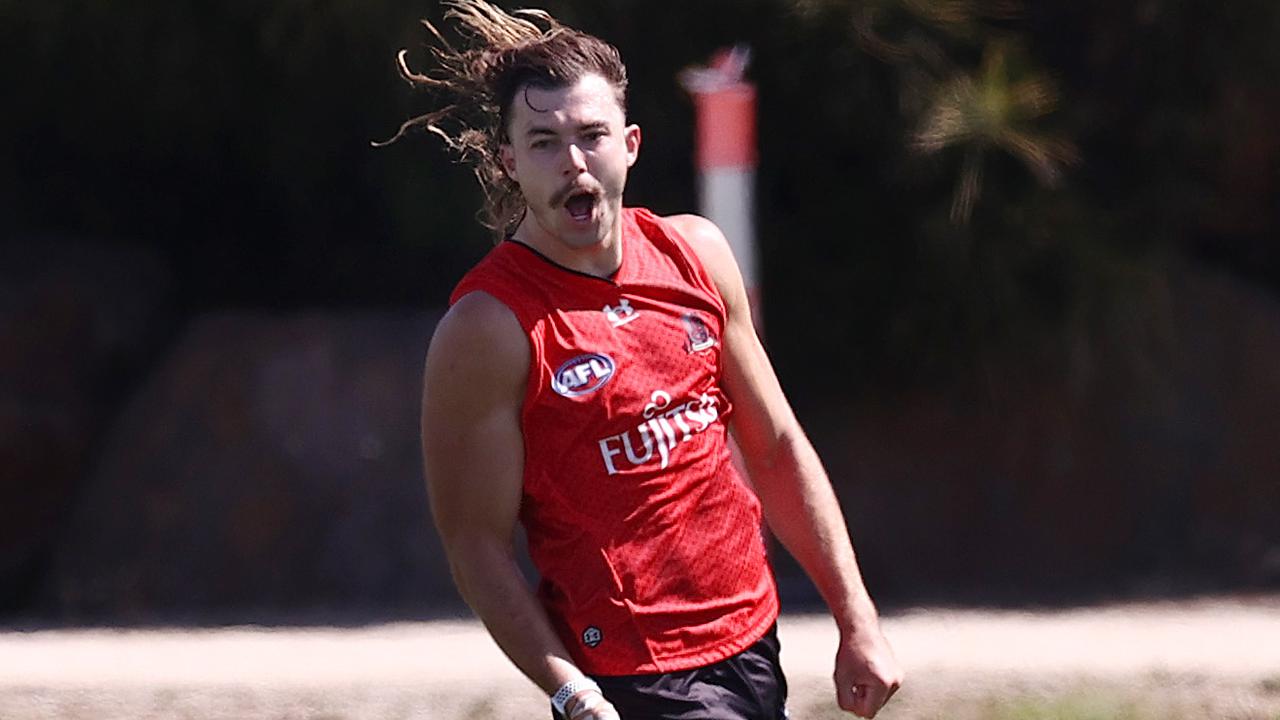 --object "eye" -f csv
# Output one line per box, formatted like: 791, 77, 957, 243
530, 138, 555, 150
